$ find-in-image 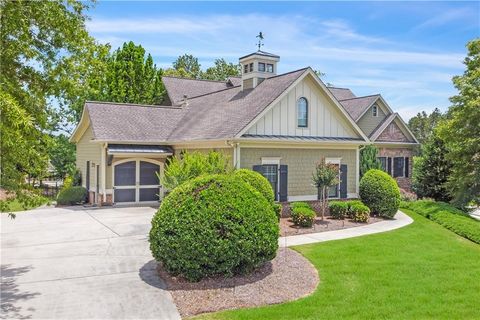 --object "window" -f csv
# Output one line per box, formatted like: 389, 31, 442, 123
378, 157, 387, 172
267, 63, 274, 73
297, 97, 308, 128
258, 62, 265, 72
372, 105, 378, 117
393, 157, 405, 177
257, 77, 265, 85
243, 64, 248, 74
249, 63, 253, 72
325, 159, 341, 198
